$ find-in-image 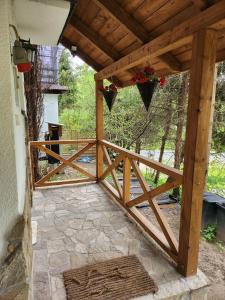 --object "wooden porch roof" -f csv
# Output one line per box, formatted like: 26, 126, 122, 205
59, 0, 225, 87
